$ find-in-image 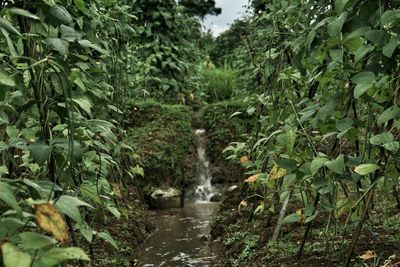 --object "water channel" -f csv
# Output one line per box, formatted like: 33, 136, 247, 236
135, 129, 219, 266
